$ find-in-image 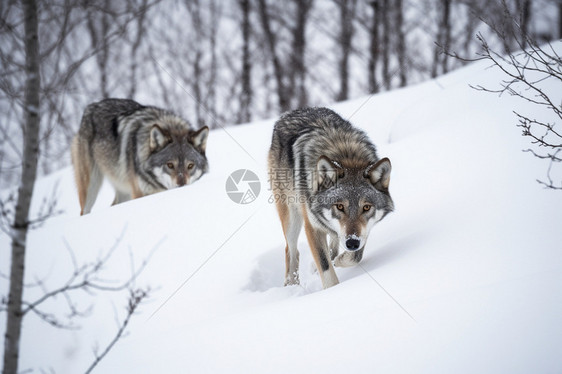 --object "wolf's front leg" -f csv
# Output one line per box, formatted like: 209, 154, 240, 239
284, 245, 300, 286
129, 177, 145, 200
112, 190, 131, 206
329, 234, 339, 261
334, 248, 364, 267
278, 203, 303, 286
303, 212, 339, 289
